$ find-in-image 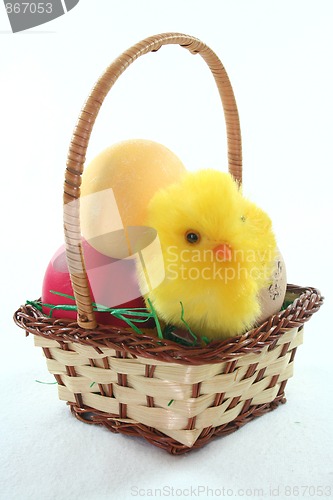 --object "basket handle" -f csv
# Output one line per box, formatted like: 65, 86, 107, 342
63, 32, 242, 329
